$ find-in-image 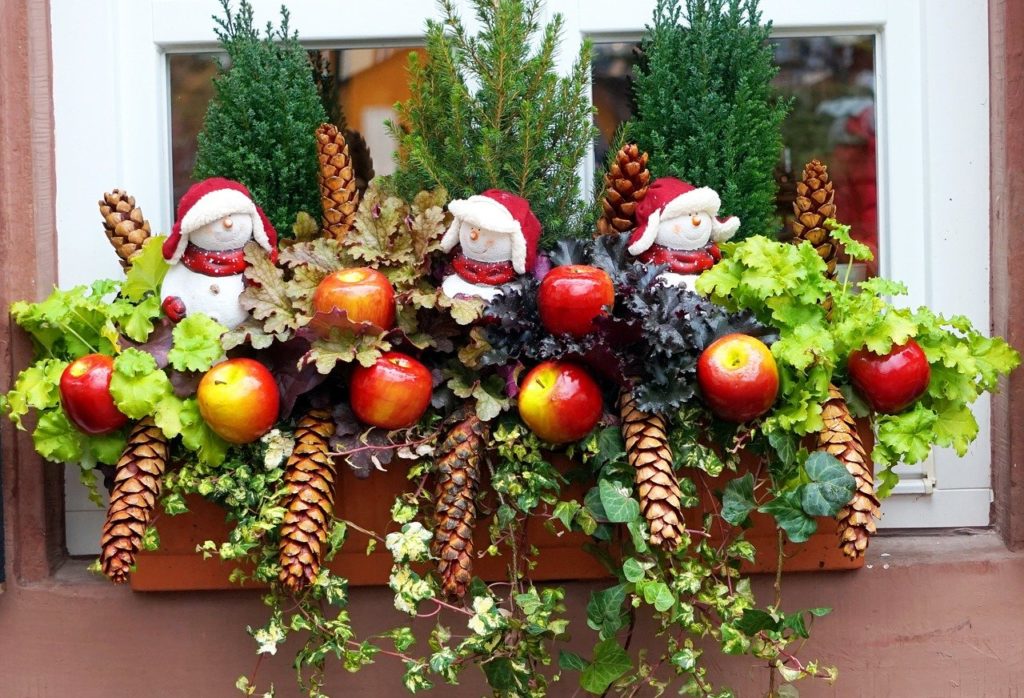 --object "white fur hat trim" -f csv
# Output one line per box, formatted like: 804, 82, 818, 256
168, 188, 269, 263
441, 195, 527, 273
